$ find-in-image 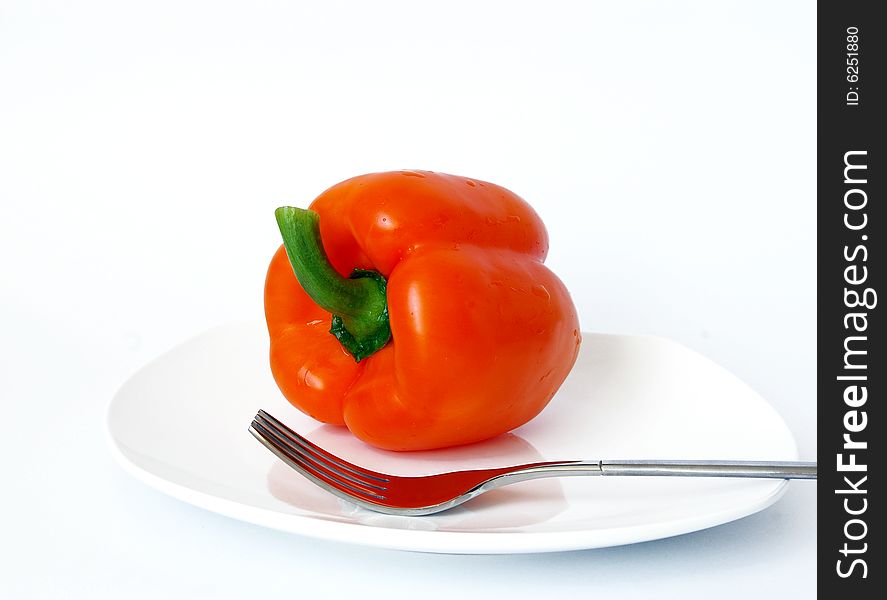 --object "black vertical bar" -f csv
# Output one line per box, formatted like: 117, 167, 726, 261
818, 1, 883, 594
